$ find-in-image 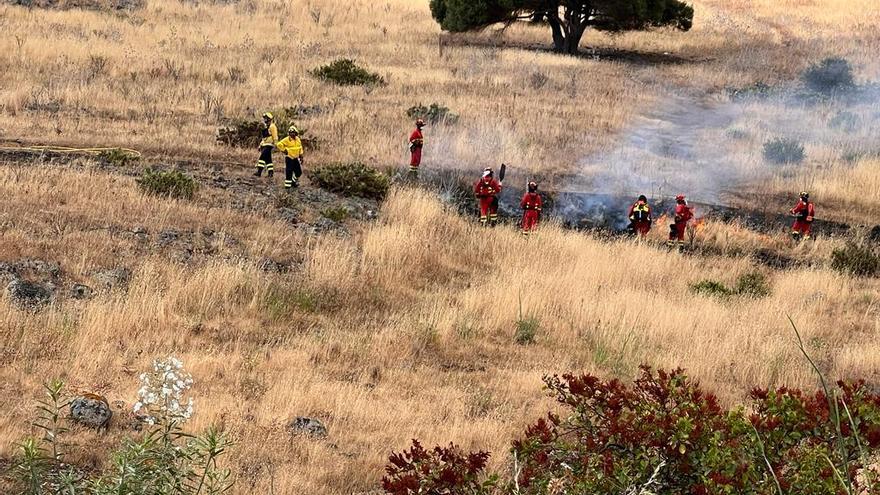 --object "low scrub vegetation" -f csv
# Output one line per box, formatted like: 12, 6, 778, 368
803, 57, 855, 96
307, 162, 390, 200
98, 148, 139, 167
691, 272, 771, 299
387, 365, 880, 494
137, 168, 197, 200
321, 205, 349, 223
514, 316, 539, 345
382, 440, 495, 495
310, 59, 384, 87
406, 103, 459, 125
831, 241, 880, 277
217, 106, 321, 150
763, 137, 805, 165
